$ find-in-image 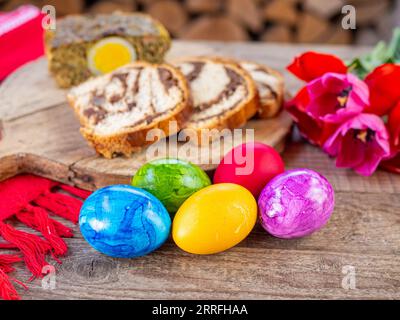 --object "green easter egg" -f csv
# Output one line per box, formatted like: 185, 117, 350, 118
131, 158, 211, 213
